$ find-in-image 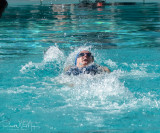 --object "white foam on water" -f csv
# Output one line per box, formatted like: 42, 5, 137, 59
105, 59, 118, 69
43, 45, 64, 63
20, 61, 42, 74
106, 61, 160, 79
20, 45, 65, 74
54, 73, 135, 113
0, 86, 34, 94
